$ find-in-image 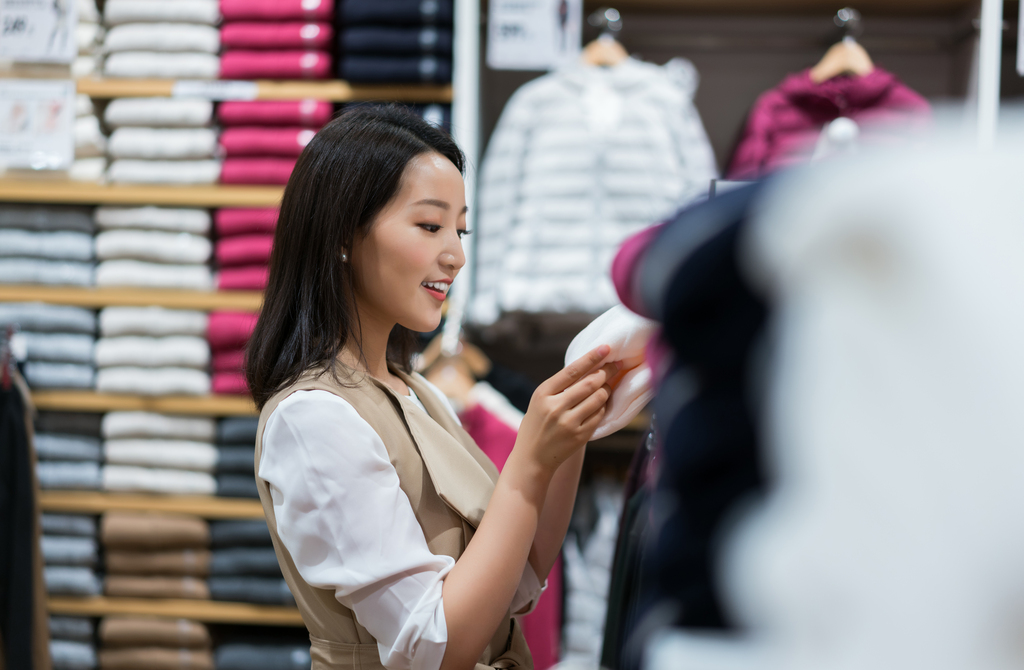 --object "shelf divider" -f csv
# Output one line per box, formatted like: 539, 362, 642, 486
31, 391, 256, 415
48, 597, 304, 626
0, 285, 261, 311
39, 491, 264, 518
0, 181, 283, 207
75, 78, 453, 102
